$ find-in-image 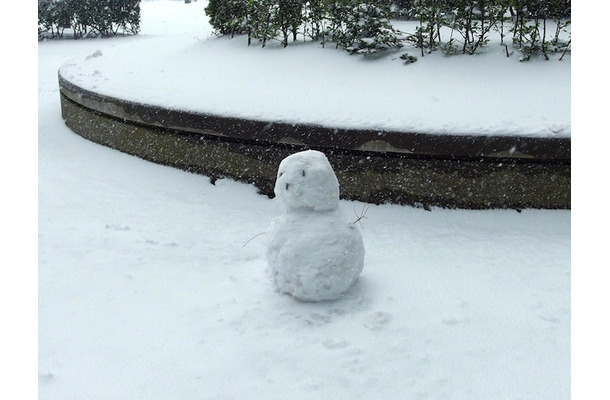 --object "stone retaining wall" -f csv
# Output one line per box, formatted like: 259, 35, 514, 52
59, 72, 570, 209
